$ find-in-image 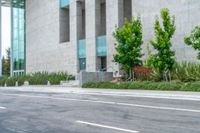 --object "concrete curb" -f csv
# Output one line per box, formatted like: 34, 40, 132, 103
0, 86, 200, 101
